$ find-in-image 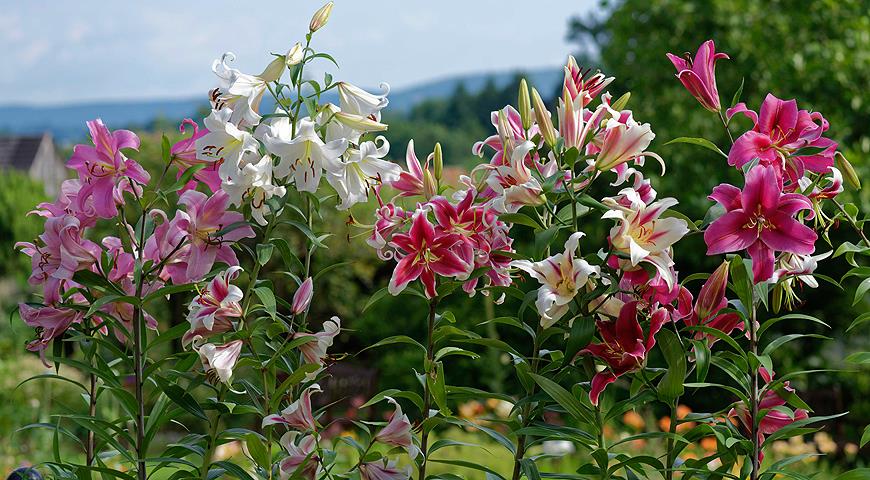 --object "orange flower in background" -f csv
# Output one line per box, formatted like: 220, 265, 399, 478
700, 436, 718, 452
622, 410, 646, 431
